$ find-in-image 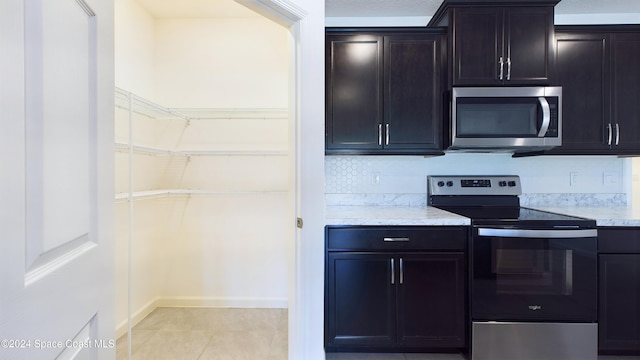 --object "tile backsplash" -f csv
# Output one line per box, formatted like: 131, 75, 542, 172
325, 154, 629, 206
